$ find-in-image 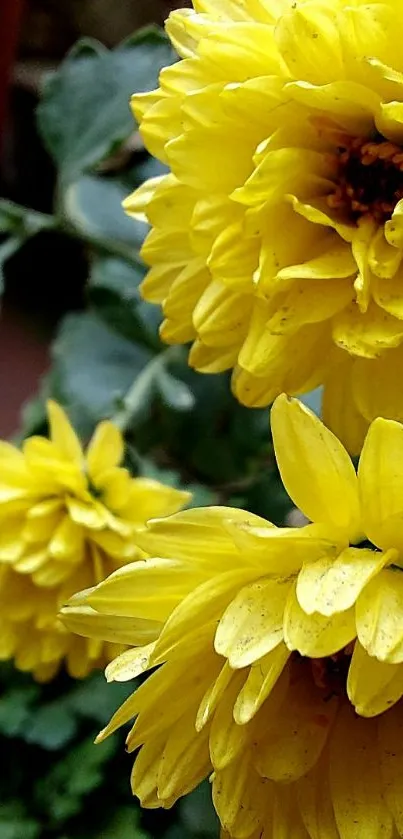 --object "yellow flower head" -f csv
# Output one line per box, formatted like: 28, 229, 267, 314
62, 394, 403, 837
0, 400, 189, 681
125, 0, 403, 453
